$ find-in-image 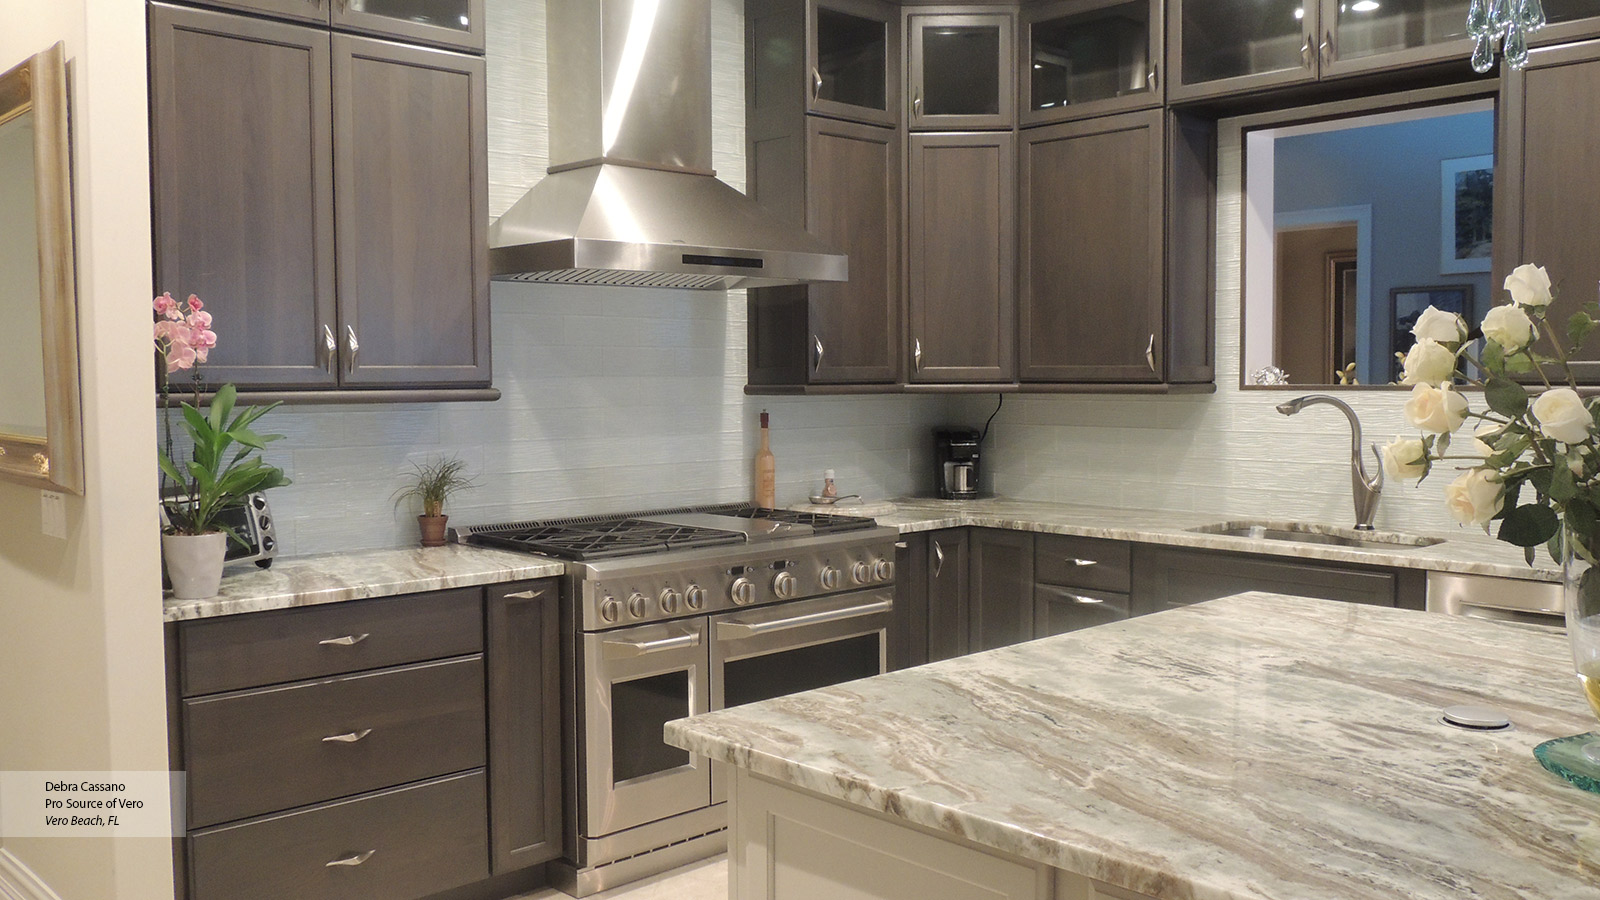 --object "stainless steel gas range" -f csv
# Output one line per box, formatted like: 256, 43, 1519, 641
454, 504, 899, 896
